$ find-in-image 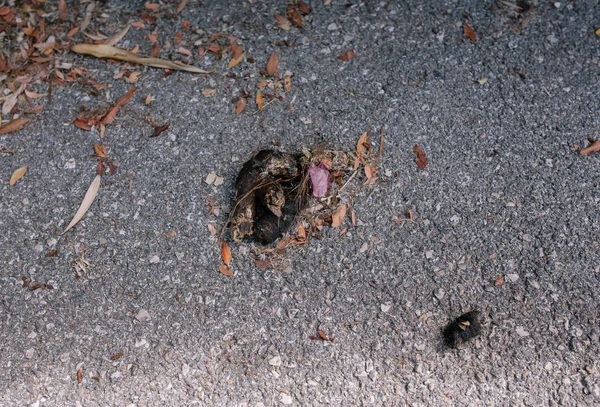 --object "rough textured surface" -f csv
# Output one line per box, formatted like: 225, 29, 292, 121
1, 1, 599, 406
